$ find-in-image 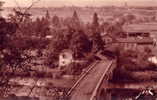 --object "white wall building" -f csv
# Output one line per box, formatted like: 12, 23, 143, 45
59, 50, 73, 69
